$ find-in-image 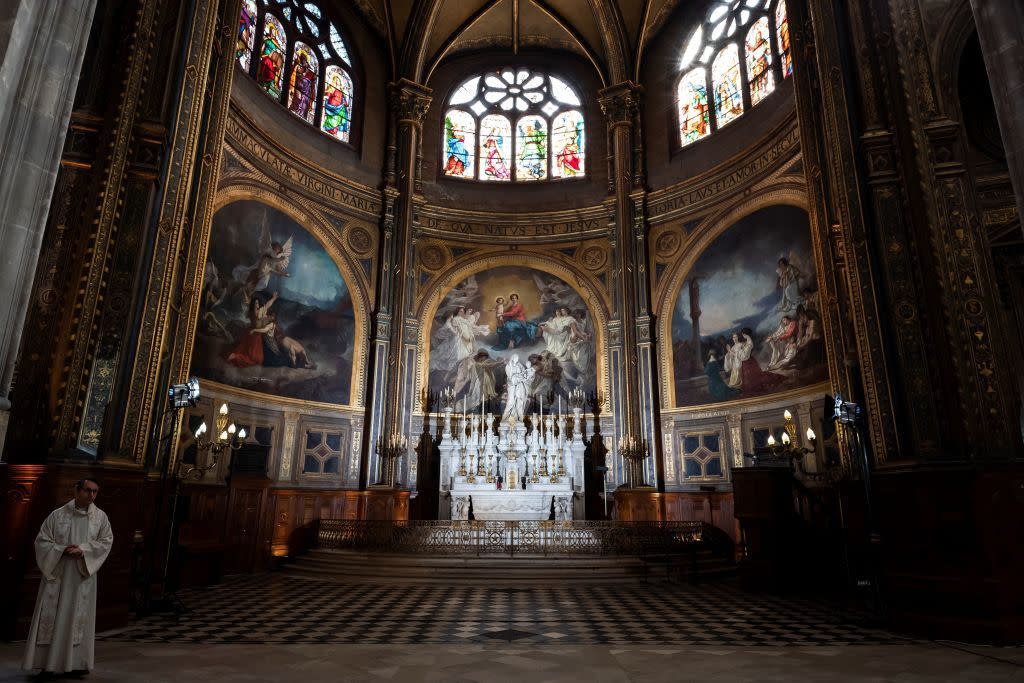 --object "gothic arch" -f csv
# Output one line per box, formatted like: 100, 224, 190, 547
208, 183, 372, 408
656, 187, 811, 409
415, 252, 611, 406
